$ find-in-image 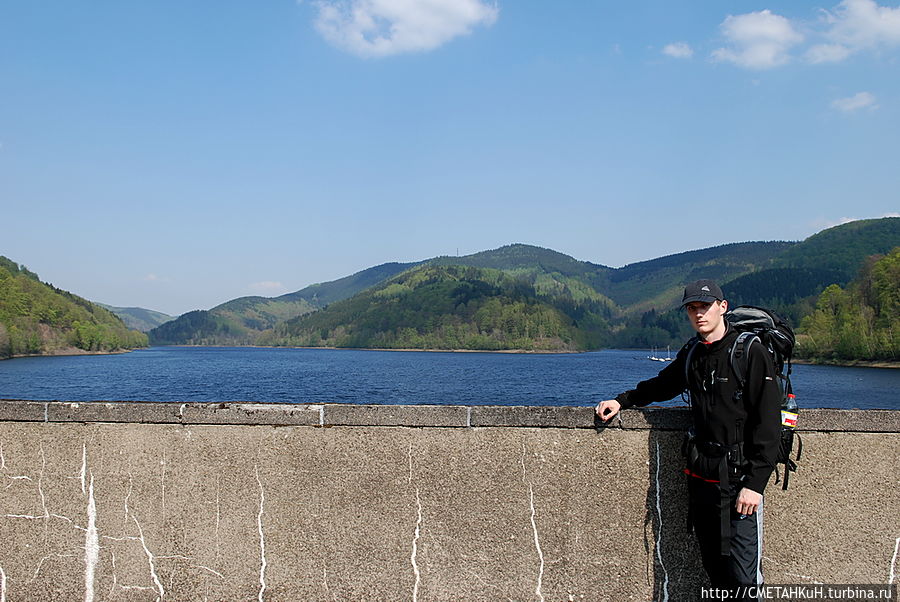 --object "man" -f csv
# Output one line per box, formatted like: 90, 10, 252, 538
596, 280, 781, 598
